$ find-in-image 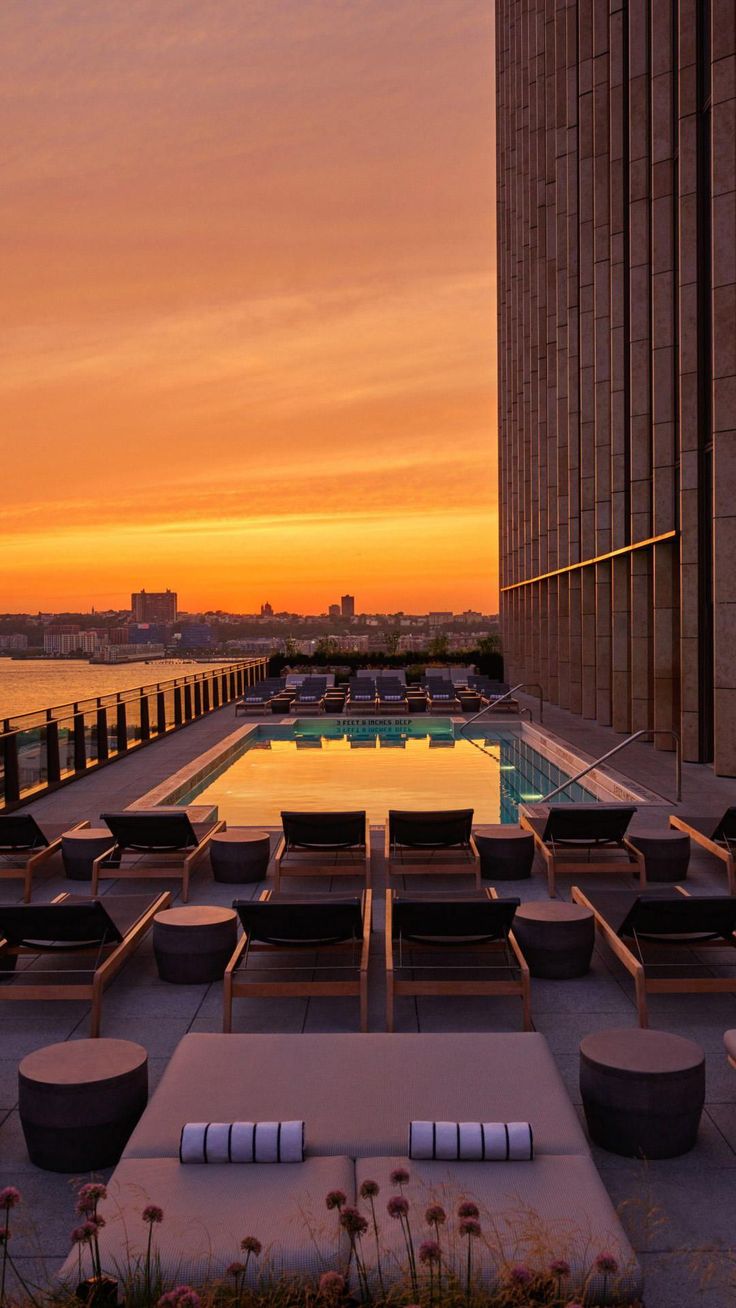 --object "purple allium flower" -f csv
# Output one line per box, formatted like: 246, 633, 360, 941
325, 1190, 347, 1211
550, 1259, 570, 1277
595, 1252, 619, 1275
143, 1205, 164, 1225
359, 1179, 379, 1199
77, 1182, 107, 1205
70, 1227, 90, 1247
390, 1168, 410, 1187
176, 1295, 200, 1308
457, 1201, 479, 1220
339, 1207, 368, 1238
509, 1264, 532, 1285
418, 1241, 441, 1265
425, 1204, 446, 1226
158, 1286, 201, 1308
459, 1219, 481, 1239
387, 1195, 409, 1219
318, 1271, 346, 1298
0, 1188, 21, 1210
240, 1236, 262, 1256
226, 1263, 245, 1277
